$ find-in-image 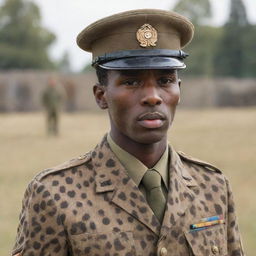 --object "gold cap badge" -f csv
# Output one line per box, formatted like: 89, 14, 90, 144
136, 24, 158, 47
